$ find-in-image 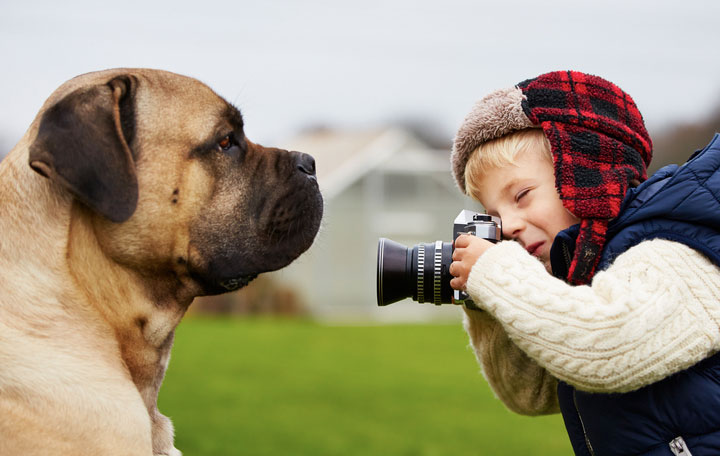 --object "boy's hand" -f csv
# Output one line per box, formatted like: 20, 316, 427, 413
450, 234, 495, 291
